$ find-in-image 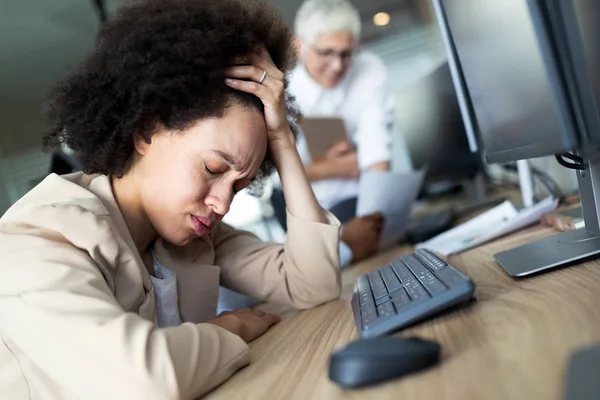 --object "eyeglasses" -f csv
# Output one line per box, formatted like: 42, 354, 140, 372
310, 46, 355, 64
